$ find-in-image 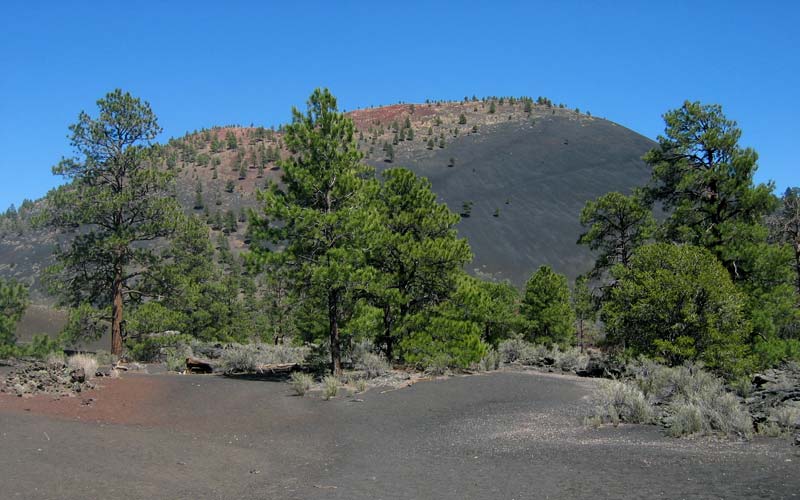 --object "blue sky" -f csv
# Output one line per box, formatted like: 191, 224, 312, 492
1, 1, 798, 210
